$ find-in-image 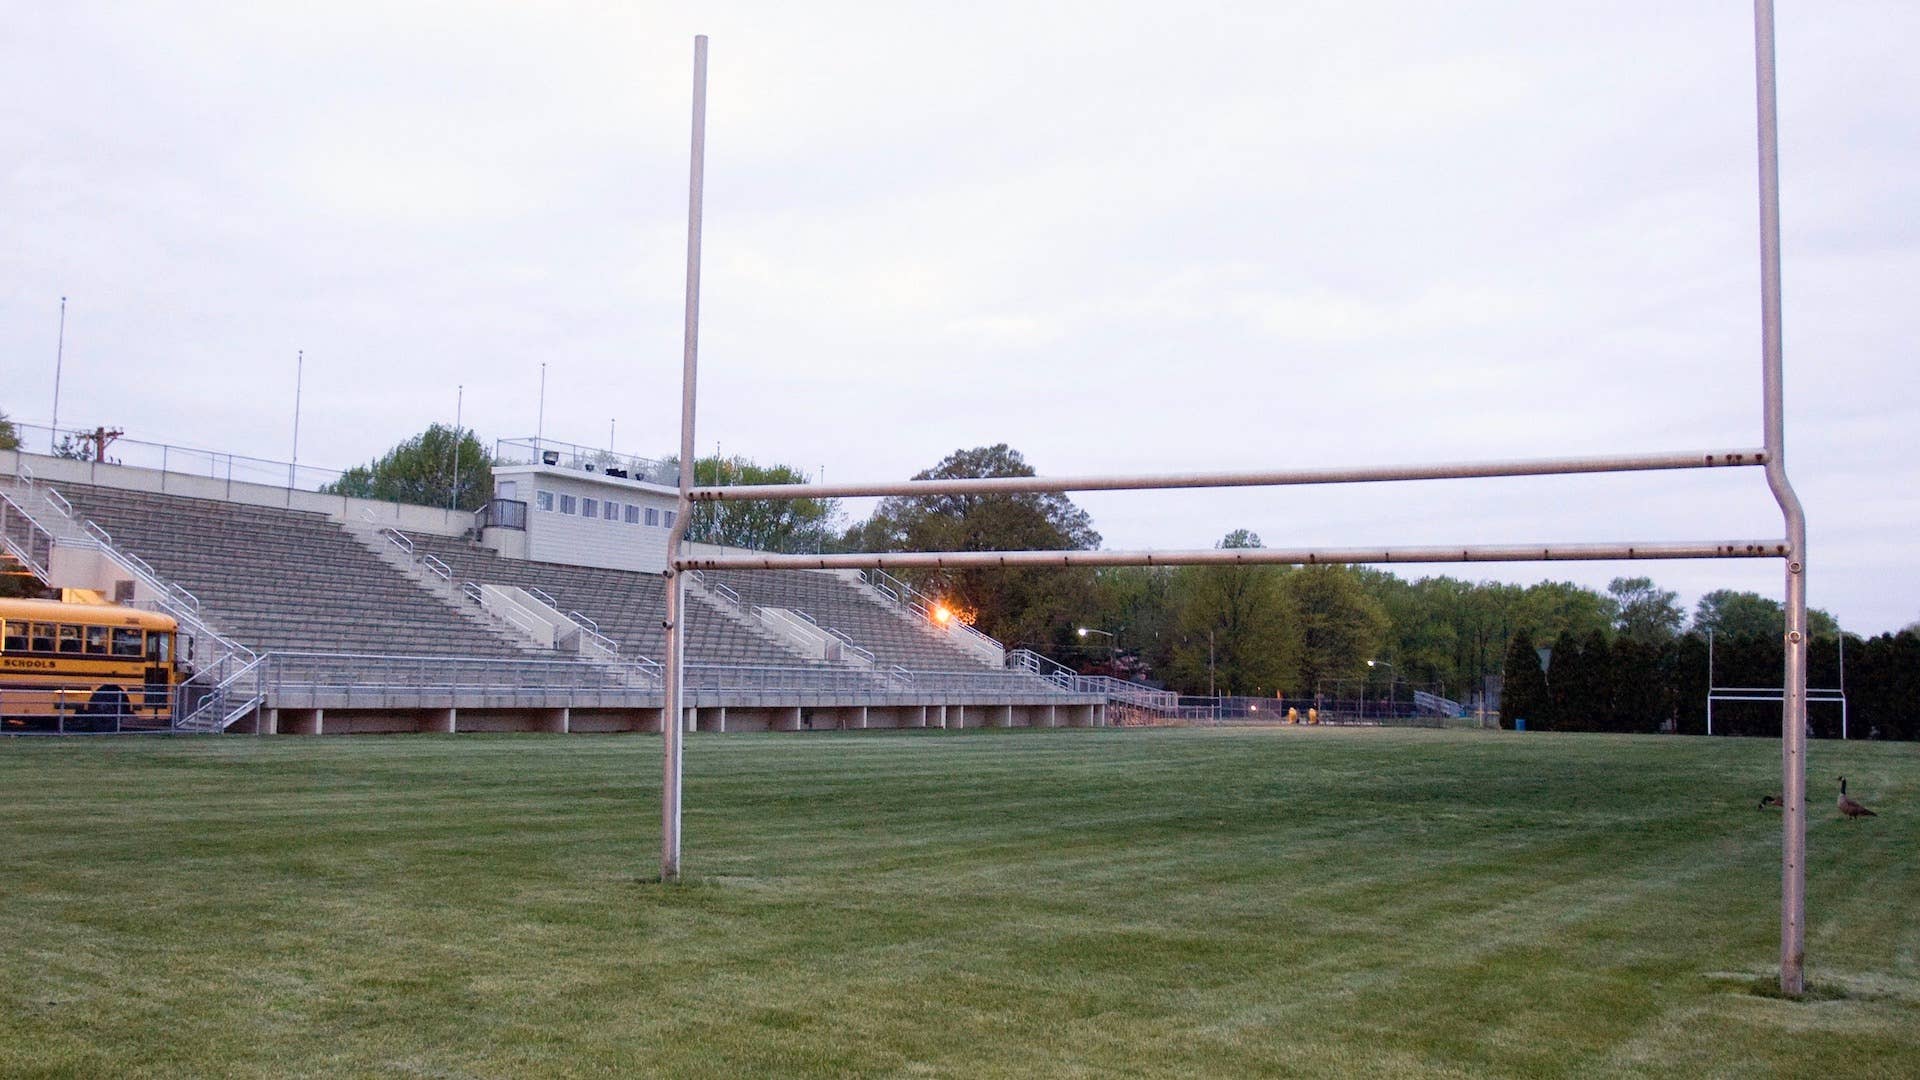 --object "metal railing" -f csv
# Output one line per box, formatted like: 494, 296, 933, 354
0, 489, 55, 581
0, 686, 172, 735
9, 422, 347, 494
860, 567, 1008, 660
475, 498, 528, 531
1004, 648, 1180, 713
494, 437, 677, 486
